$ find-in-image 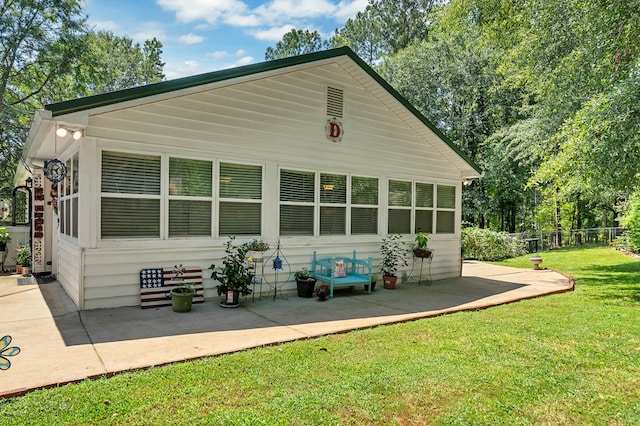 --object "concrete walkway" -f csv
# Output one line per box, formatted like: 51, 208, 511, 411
0, 261, 573, 398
